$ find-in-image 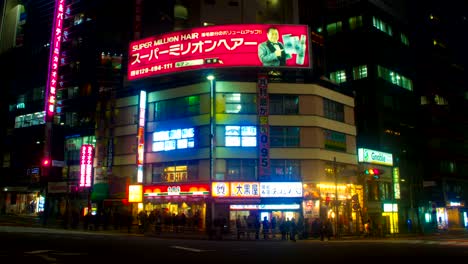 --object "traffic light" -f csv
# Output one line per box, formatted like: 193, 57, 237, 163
364, 168, 384, 179
42, 158, 51, 167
